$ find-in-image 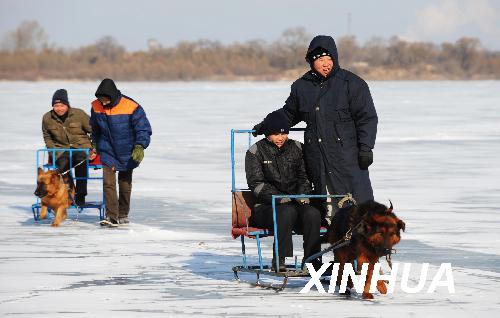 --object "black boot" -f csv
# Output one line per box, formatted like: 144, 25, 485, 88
271, 257, 286, 272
